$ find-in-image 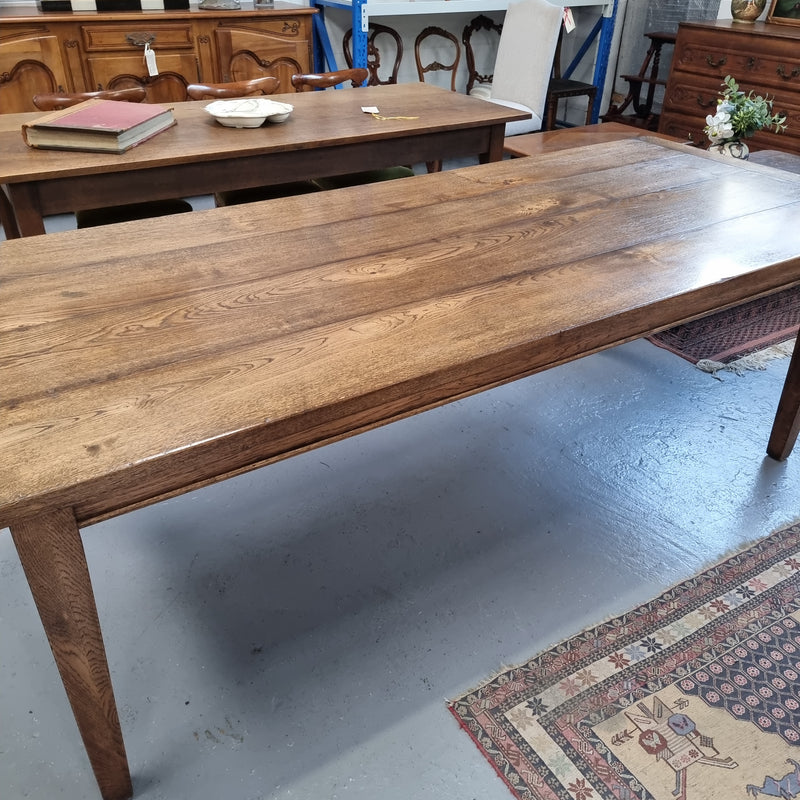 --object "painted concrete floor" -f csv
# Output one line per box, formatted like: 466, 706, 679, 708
2, 195, 799, 800
2, 332, 798, 800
